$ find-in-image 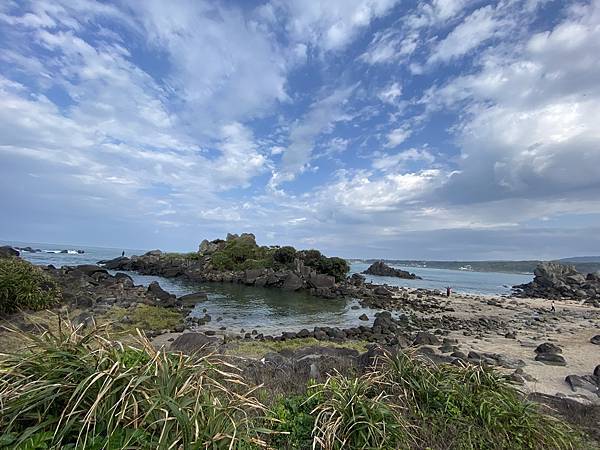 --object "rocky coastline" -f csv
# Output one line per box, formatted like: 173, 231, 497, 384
513, 262, 600, 307
2, 241, 599, 420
